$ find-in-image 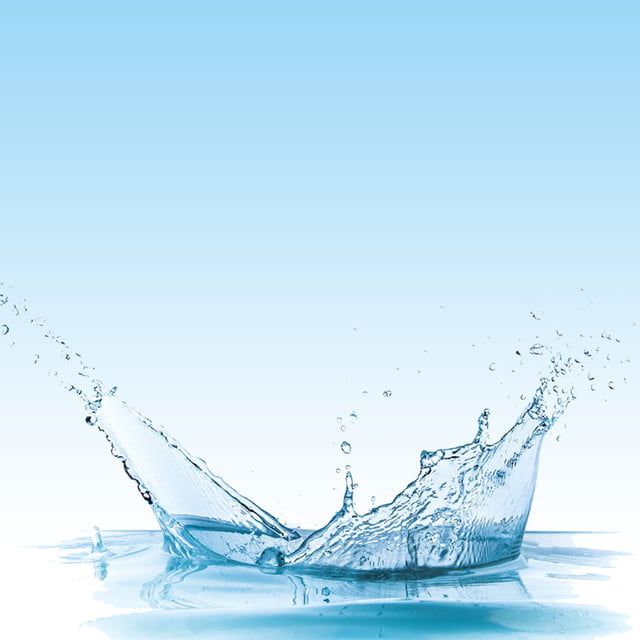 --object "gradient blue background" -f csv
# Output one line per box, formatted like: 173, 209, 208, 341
1, 1, 638, 533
